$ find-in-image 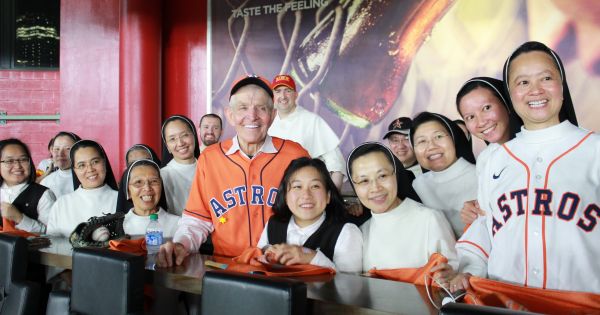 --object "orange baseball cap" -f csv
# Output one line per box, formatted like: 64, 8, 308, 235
271, 74, 296, 91
230, 75, 273, 99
